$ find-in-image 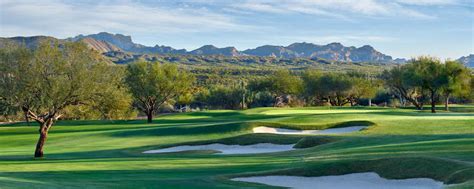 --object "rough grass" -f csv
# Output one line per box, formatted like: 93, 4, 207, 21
0, 106, 473, 188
